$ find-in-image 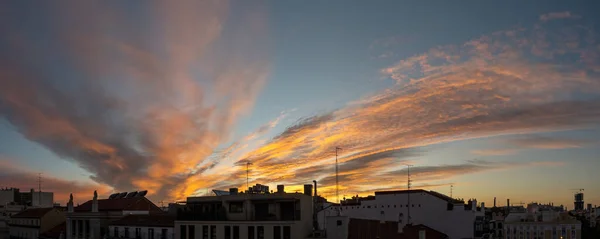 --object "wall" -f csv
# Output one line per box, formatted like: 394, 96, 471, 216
175, 221, 306, 239
0, 191, 18, 206
31, 192, 54, 208
322, 192, 476, 239
109, 226, 173, 239
41, 209, 65, 233
9, 225, 39, 239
